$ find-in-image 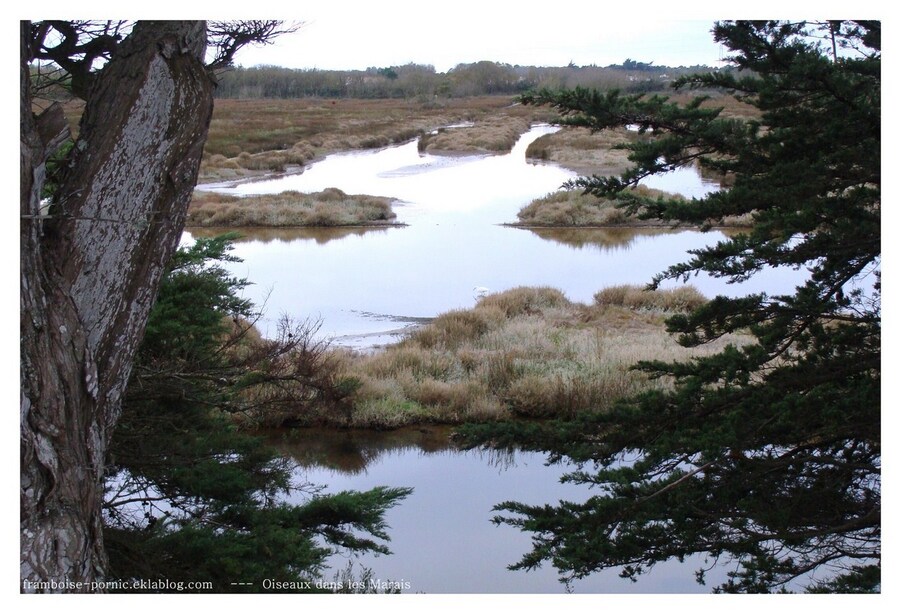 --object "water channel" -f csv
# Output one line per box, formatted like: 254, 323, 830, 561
193, 125, 802, 348
194, 125, 804, 593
